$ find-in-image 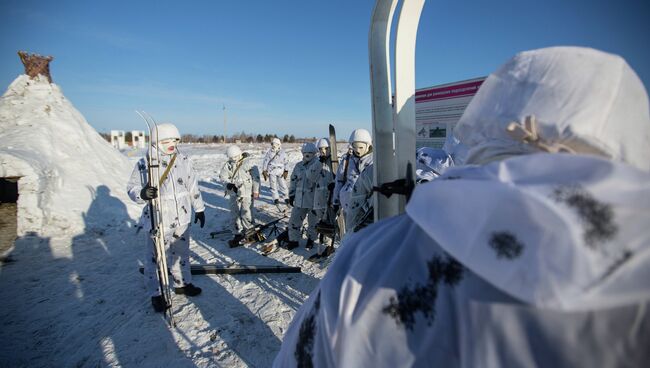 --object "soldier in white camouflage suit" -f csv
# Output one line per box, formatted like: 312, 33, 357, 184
332, 128, 374, 233
262, 137, 290, 205
218, 145, 260, 247
307, 138, 336, 250
127, 123, 205, 313
286, 142, 319, 250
